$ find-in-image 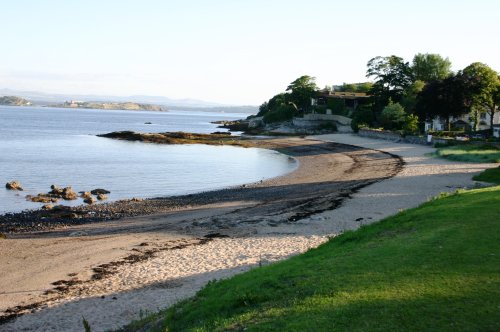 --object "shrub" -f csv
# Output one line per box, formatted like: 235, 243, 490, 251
403, 114, 420, 135
380, 102, 406, 130
327, 98, 348, 116
351, 107, 375, 132
263, 104, 296, 123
